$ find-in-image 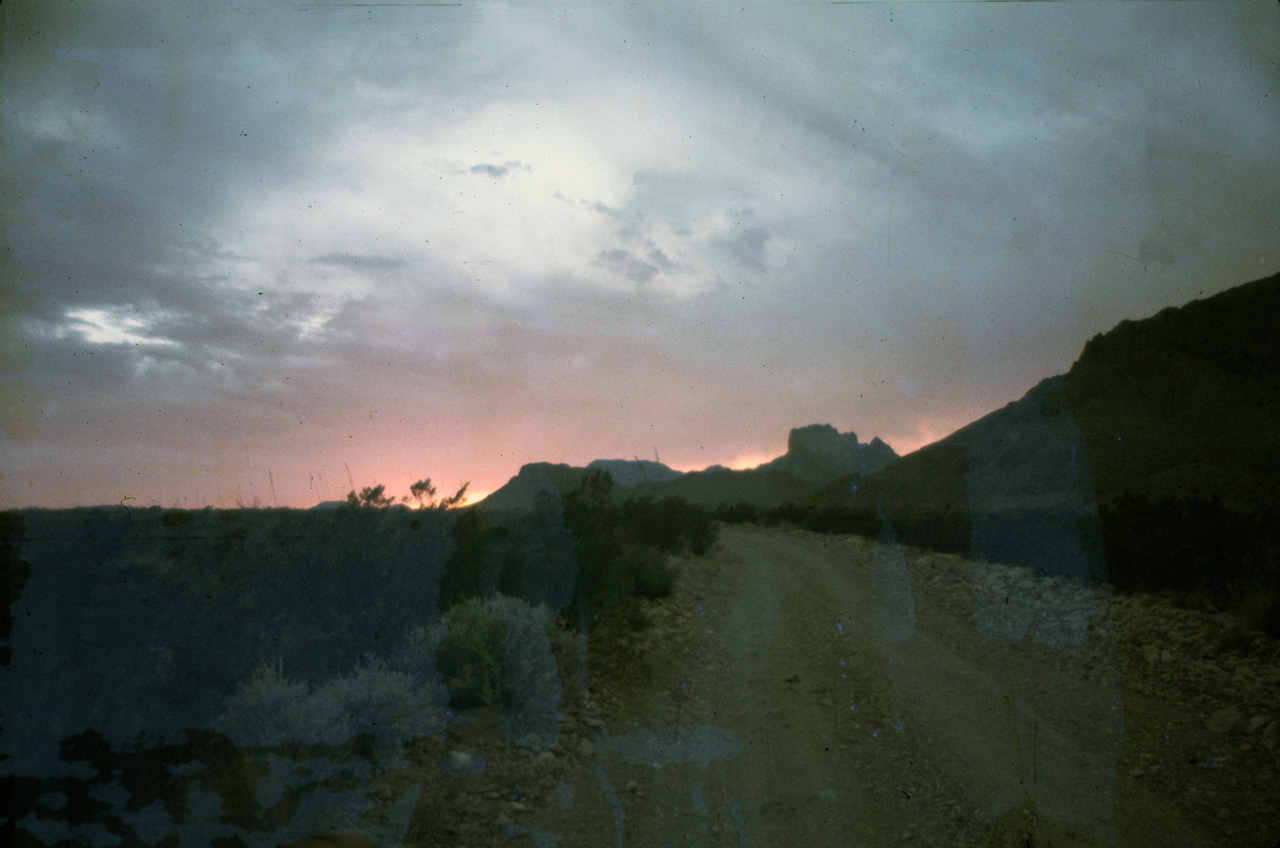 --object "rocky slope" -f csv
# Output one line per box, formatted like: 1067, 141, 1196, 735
837, 271, 1280, 516
815, 272, 1280, 588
